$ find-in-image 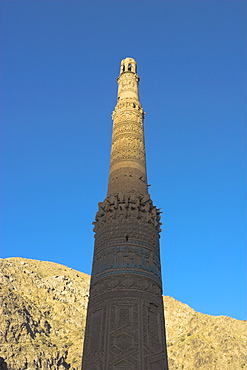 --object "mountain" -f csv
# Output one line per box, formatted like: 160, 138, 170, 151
1, 258, 246, 370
